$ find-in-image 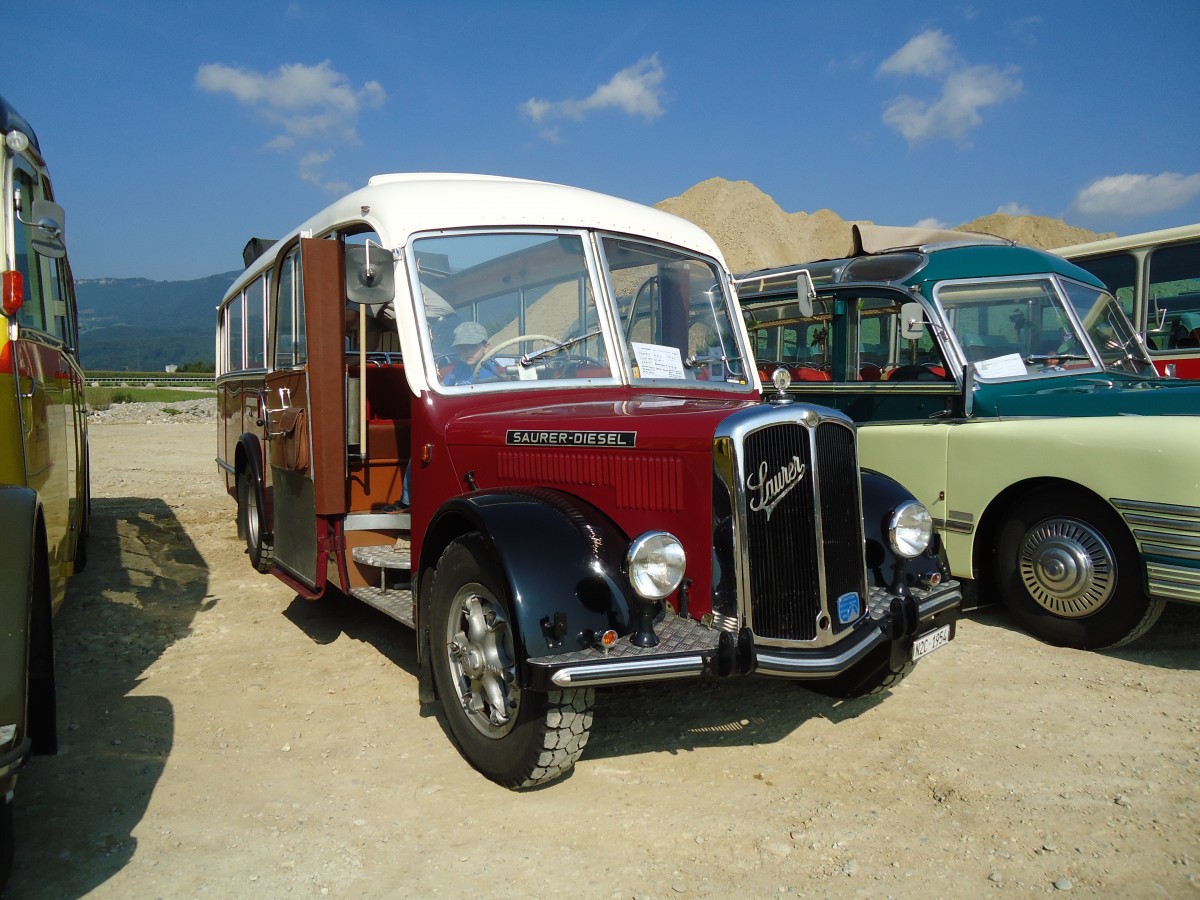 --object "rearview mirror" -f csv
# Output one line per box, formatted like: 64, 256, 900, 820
27, 199, 66, 259
345, 241, 395, 310
900, 301, 926, 341
796, 270, 815, 319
